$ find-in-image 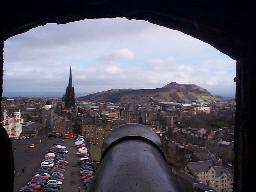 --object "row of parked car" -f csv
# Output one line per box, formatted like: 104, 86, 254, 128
75, 135, 95, 191
19, 141, 69, 192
